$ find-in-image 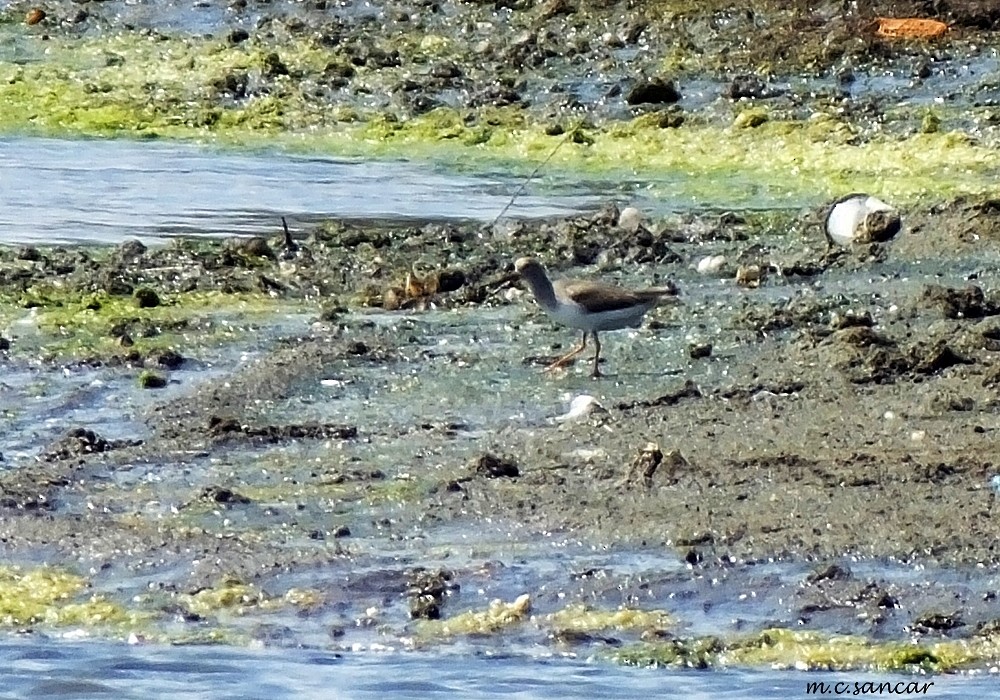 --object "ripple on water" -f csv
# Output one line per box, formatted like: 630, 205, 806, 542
0, 639, 997, 699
